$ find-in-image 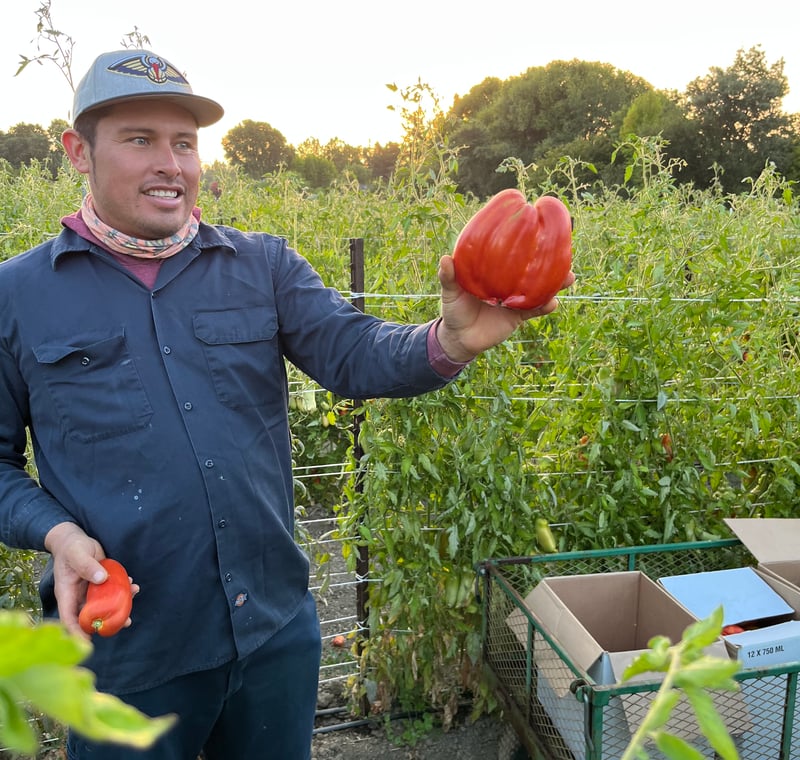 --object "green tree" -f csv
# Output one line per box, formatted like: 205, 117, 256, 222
448, 60, 651, 197
321, 137, 364, 173
293, 137, 370, 186
617, 91, 697, 186
46, 118, 69, 148
221, 120, 294, 179
0, 123, 52, 170
681, 46, 794, 191
292, 153, 338, 188
367, 141, 401, 182
621, 91, 685, 139
446, 77, 508, 195
46, 118, 70, 170
450, 77, 503, 122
